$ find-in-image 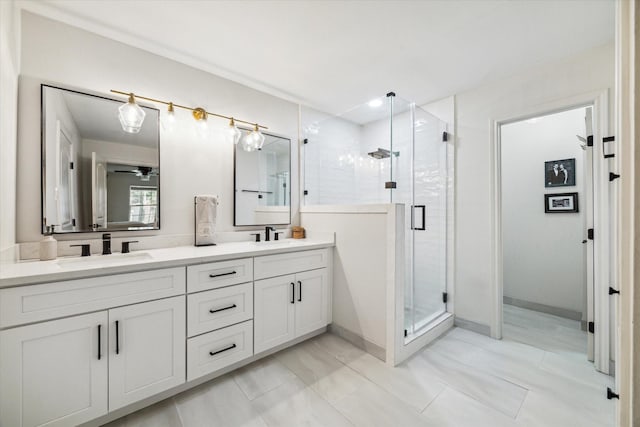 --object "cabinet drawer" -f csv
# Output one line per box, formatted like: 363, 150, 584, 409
187, 283, 253, 337
187, 320, 253, 381
0, 267, 186, 328
187, 258, 253, 293
254, 249, 328, 280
